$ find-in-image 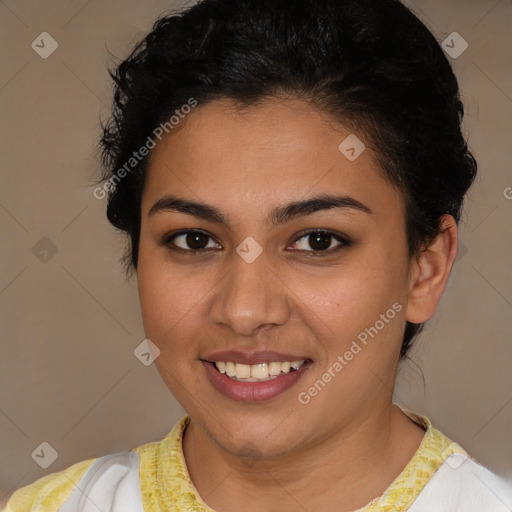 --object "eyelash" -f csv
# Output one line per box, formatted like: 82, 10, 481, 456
161, 228, 352, 257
